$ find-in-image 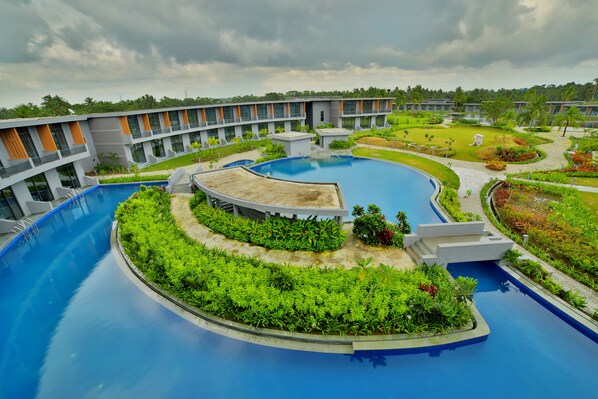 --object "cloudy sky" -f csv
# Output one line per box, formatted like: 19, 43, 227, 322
1, 0, 597, 107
